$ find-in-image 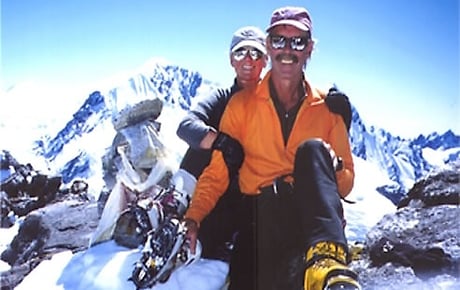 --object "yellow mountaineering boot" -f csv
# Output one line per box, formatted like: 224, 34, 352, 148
304, 242, 361, 290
